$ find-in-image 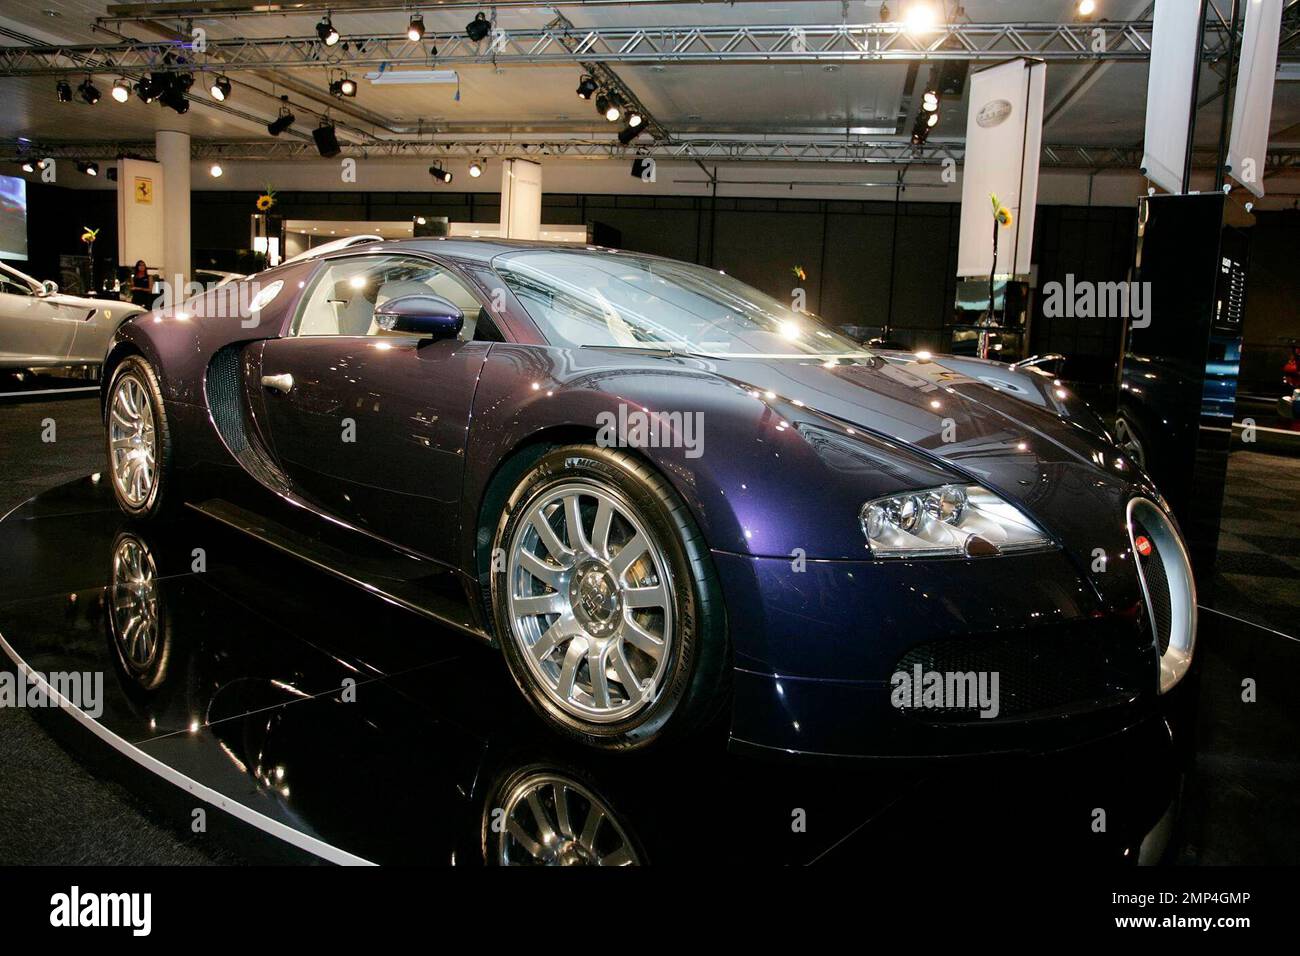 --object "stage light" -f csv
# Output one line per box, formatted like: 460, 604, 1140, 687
159, 86, 189, 114
617, 124, 644, 146
135, 75, 161, 103
598, 92, 622, 122
267, 105, 295, 136
469, 159, 483, 178
576, 74, 598, 99
56, 80, 72, 103
210, 74, 231, 101
627, 110, 643, 129
330, 75, 357, 98
927, 110, 939, 127
466, 11, 491, 42
78, 78, 101, 105
209, 163, 223, 178
20, 161, 34, 173
1077, 0, 1097, 15
76, 161, 99, 177
317, 16, 340, 46
429, 165, 453, 183
408, 14, 425, 41
921, 89, 939, 112
903, 1, 937, 33
111, 78, 130, 103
